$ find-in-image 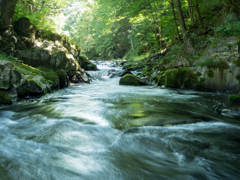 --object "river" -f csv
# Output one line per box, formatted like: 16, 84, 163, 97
0, 62, 240, 180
